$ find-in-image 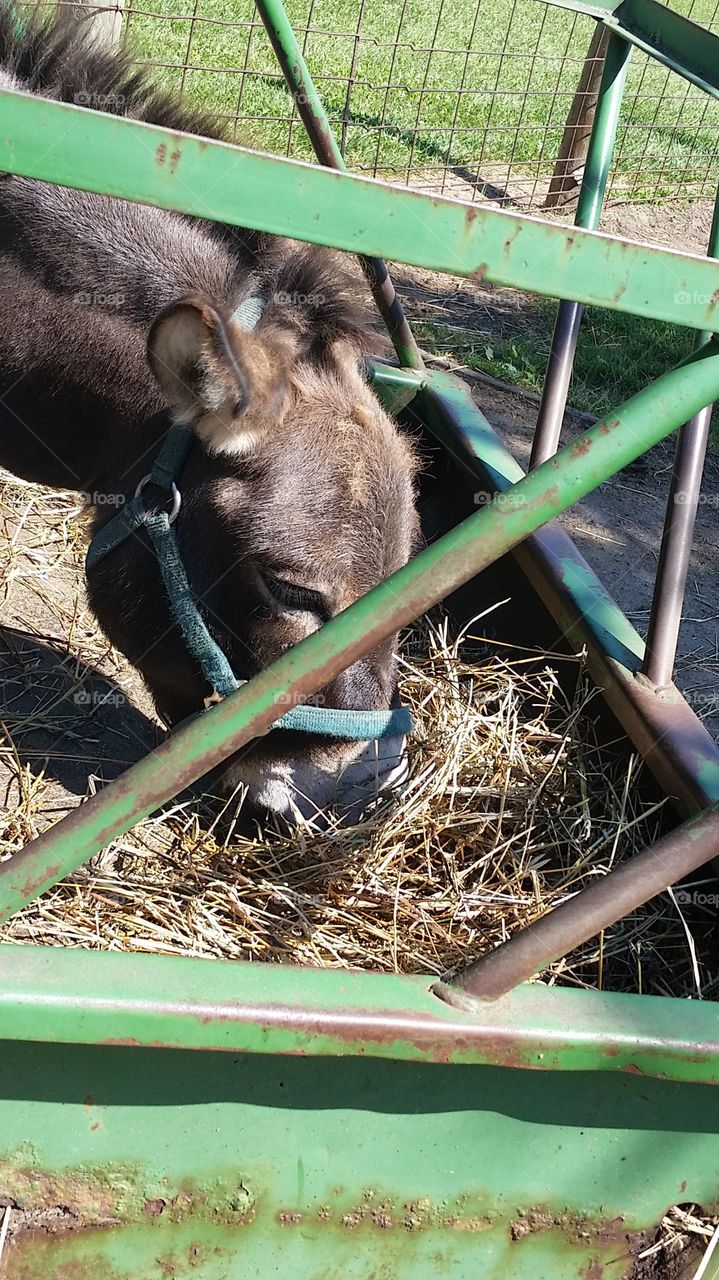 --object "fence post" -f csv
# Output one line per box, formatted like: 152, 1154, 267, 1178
65, 1, 125, 45
544, 26, 610, 210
